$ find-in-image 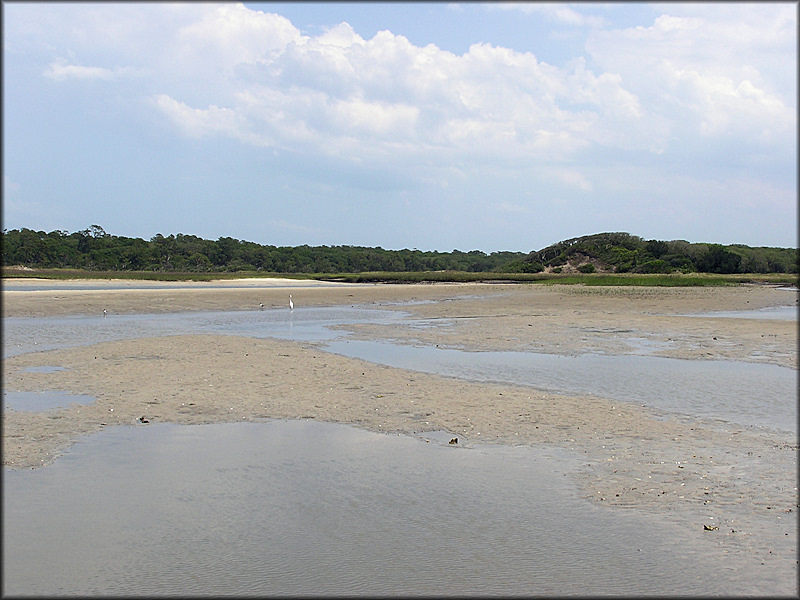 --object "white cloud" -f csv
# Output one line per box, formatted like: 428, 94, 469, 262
317, 22, 366, 48
10, 2, 796, 202
662, 61, 792, 140
175, 3, 300, 70
585, 4, 796, 151
152, 94, 266, 146
144, 13, 644, 167
43, 57, 140, 81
